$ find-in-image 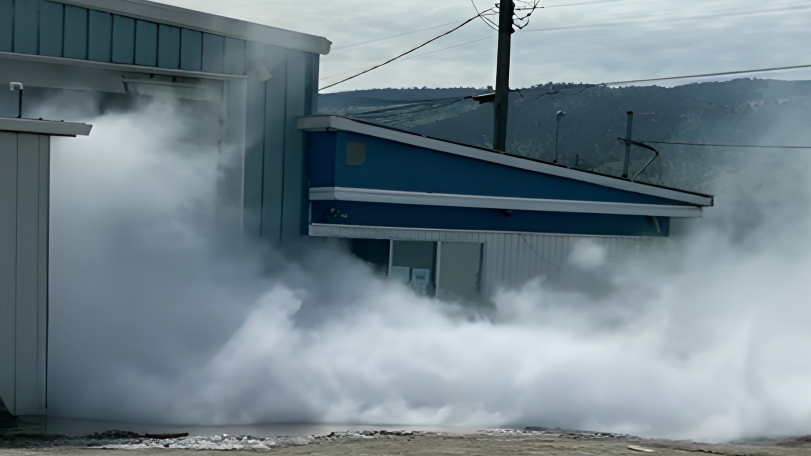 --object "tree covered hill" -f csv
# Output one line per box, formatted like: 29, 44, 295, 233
318, 79, 811, 192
